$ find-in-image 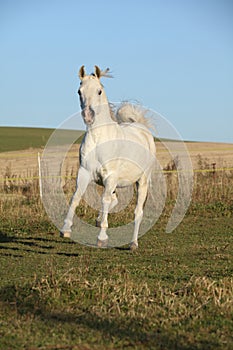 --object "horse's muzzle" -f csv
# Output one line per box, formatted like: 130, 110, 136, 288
82, 106, 95, 125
